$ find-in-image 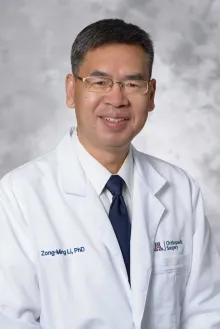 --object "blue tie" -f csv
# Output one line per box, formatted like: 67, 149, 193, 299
106, 175, 131, 283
